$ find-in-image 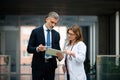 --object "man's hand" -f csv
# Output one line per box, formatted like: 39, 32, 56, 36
37, 44, 46, 52
56, 52, 63, 61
